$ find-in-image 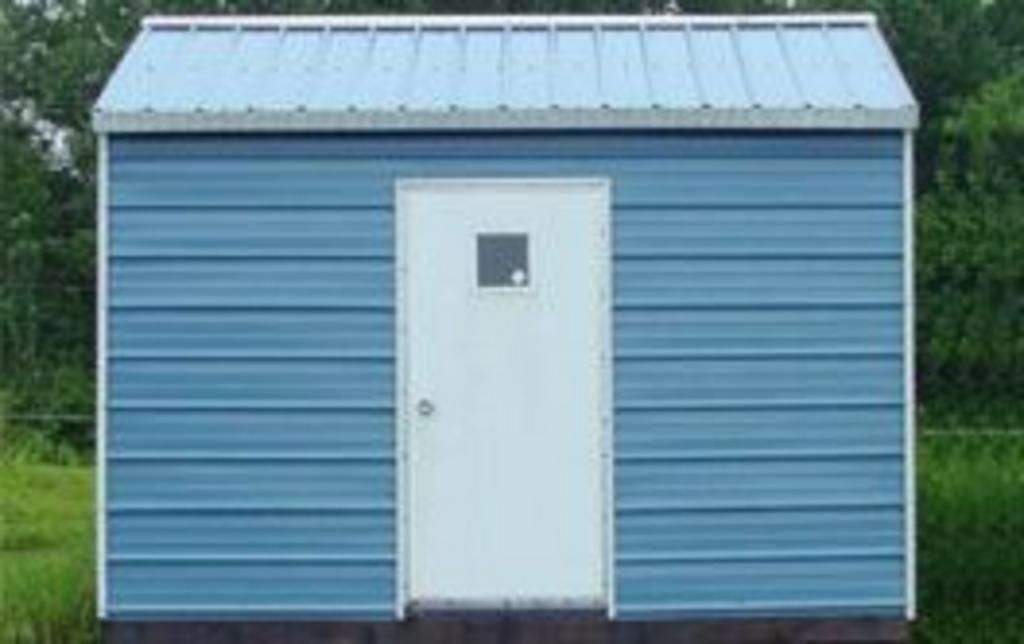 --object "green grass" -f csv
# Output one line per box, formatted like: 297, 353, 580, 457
0, 432, 1020, 643
1, 461, 97, 644
915, 431, 1024, 643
